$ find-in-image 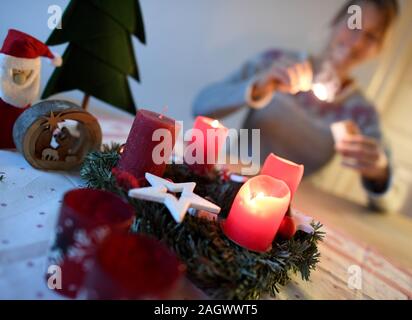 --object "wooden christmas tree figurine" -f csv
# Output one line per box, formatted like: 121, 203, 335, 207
42, 0, 146, 114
